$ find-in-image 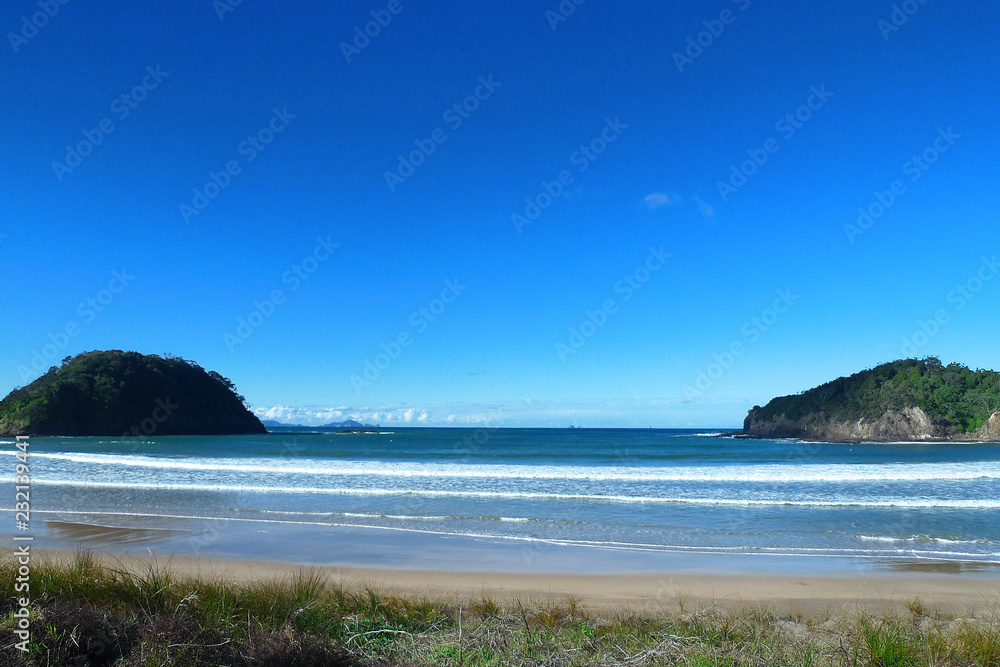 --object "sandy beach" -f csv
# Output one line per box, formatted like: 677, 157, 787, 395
34, 518, 1000, 617
35, 546, 1000, 617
